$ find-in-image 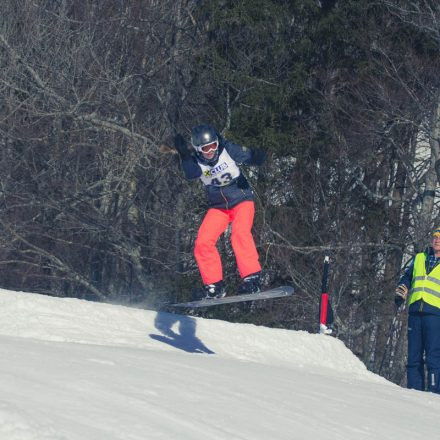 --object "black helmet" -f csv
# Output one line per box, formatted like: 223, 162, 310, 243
191, 124, 220, 163
191, 124, 218, 150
